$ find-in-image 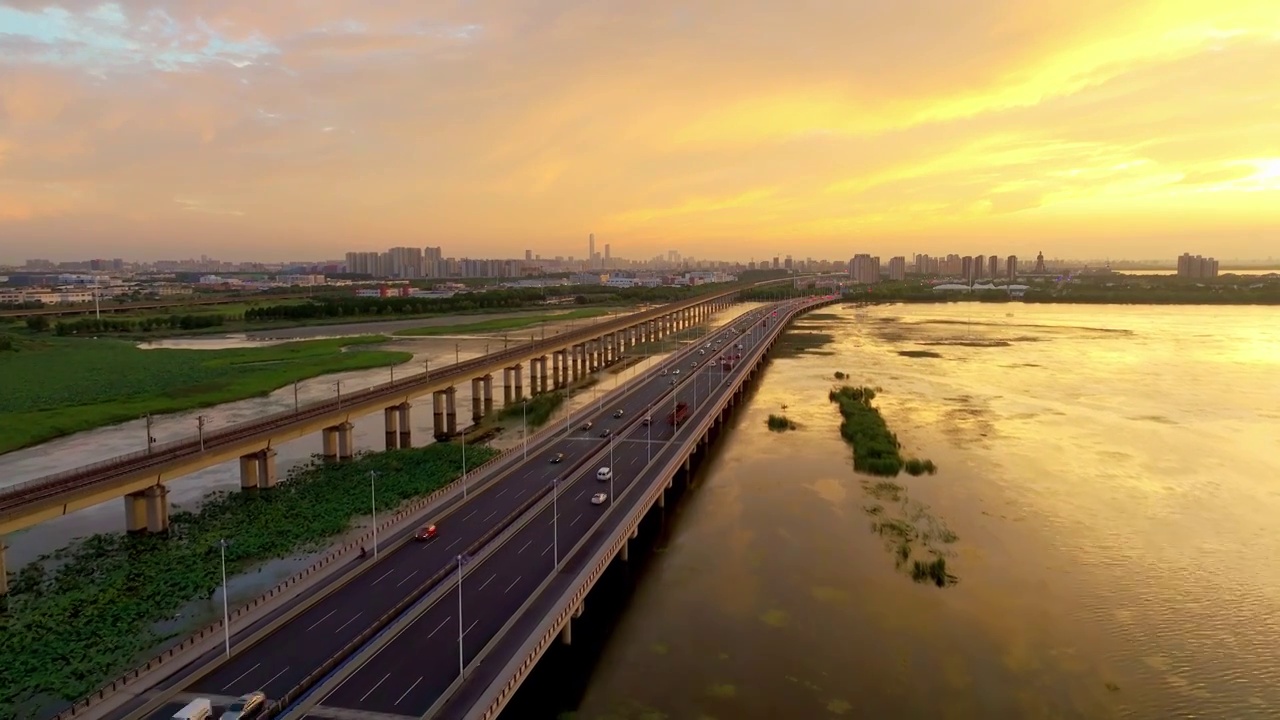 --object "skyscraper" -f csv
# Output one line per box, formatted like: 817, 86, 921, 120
604, 244, 611, 267
588, 234, 596, 268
